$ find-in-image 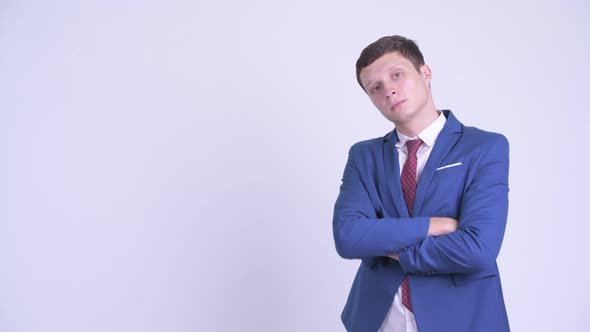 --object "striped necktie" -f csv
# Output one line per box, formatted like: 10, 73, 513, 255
400, 139, 423, 312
